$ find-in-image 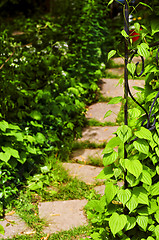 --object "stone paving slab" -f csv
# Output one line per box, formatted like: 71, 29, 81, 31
71, 148, 104, 163
63, 163, 104, 185
38, 199, 88, 234
94, 185, 105, 196
100, 78, 145, 98
107, 67, 124, 77
86, 102, 121, 123
78, 126, 118, 143
0, 214, 33, 239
